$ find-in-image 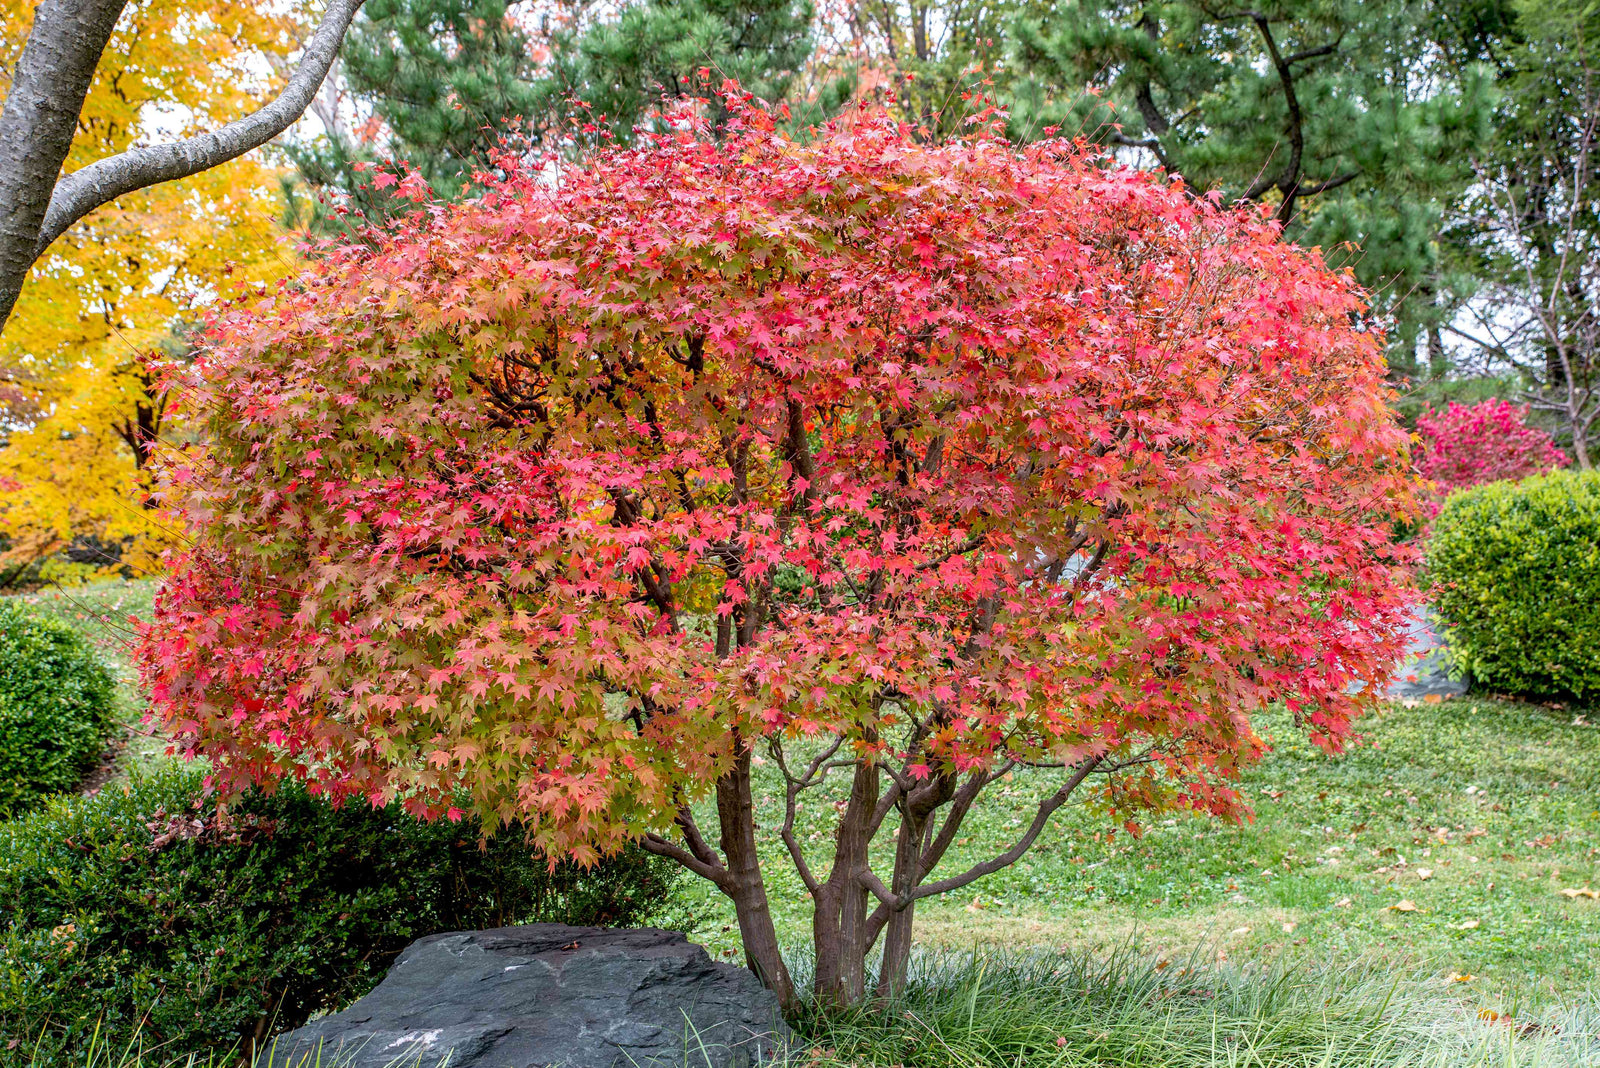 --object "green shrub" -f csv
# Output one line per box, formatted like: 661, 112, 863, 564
1427, 469, 1600, 700
0, 599, 117, 817
0, 766, 678, 1065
